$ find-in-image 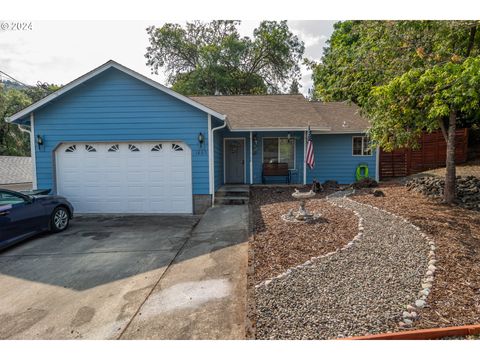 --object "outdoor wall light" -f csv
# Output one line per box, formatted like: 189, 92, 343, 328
198, 132, 205, 147
36, 134, 44, 147
253, 133, 258, 146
